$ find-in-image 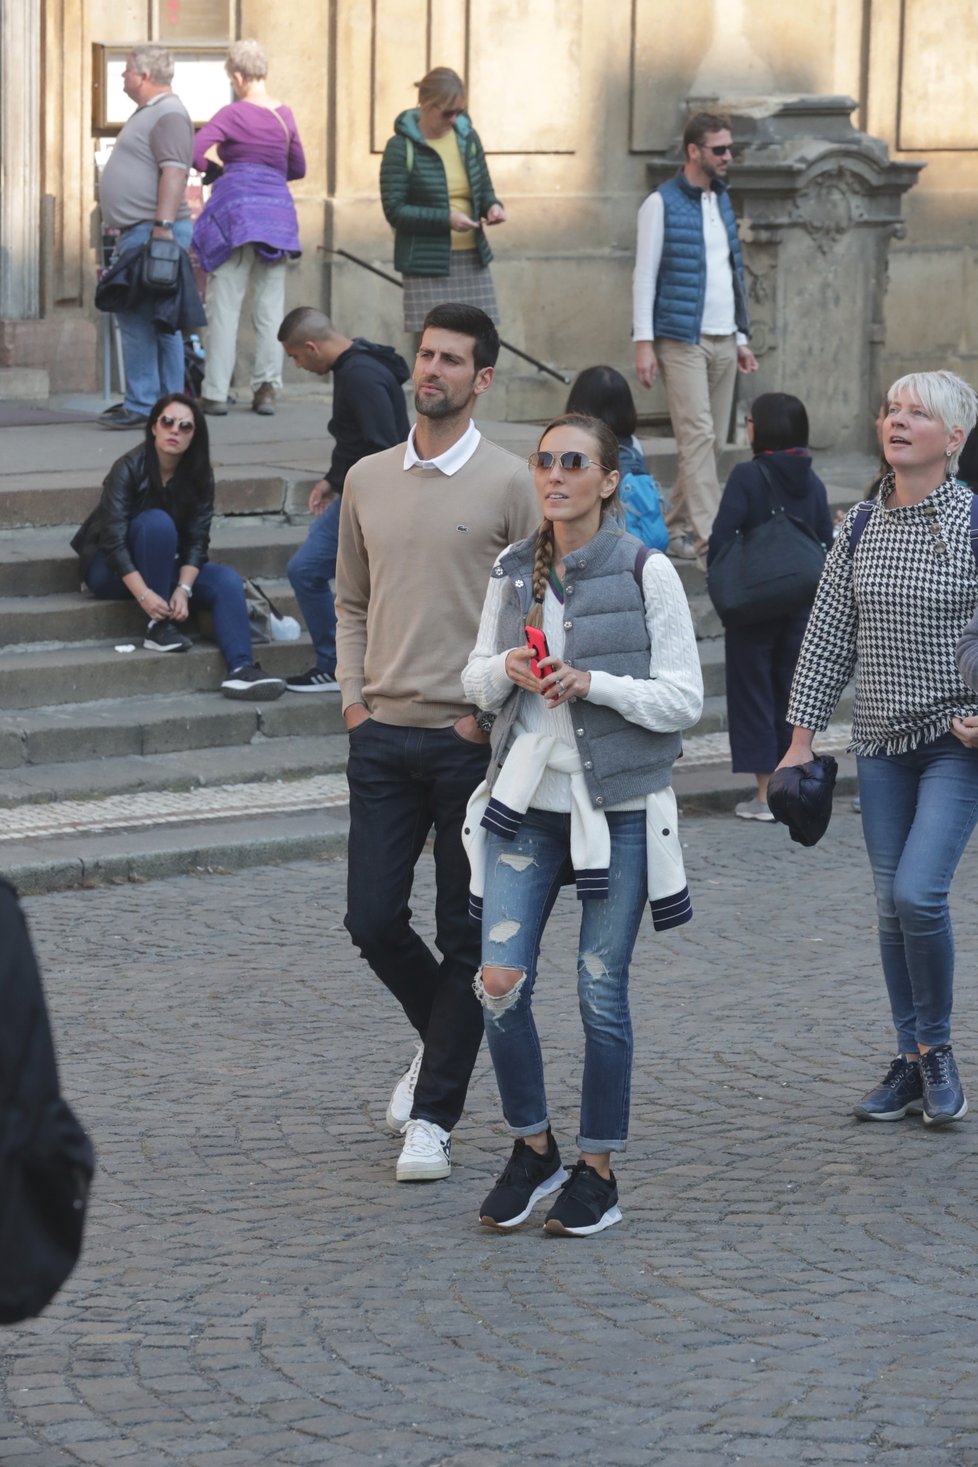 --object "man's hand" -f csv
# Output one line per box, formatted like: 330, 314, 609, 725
453, 713, 490, 744
344, 703, 371, 731
635, 342, 656, 389
309, 479, 337, 516
737, 346, 759, 373
951, 715, 978, 750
